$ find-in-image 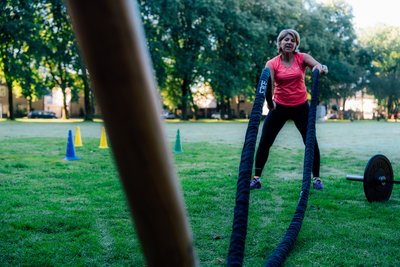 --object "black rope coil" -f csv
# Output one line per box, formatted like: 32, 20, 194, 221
227, 68, 271, 267
265, 69, 320, 267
